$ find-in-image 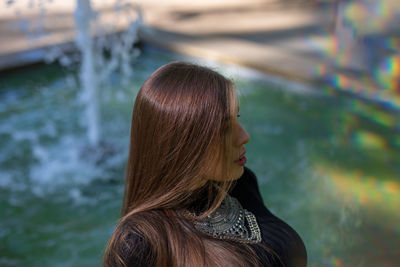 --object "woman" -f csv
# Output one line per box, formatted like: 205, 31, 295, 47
103, 62, 307, 267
